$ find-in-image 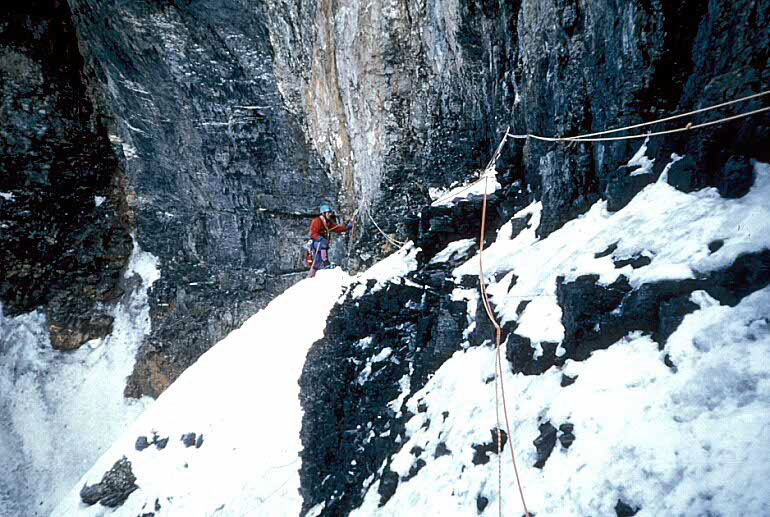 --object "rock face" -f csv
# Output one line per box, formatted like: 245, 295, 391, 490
514, 0, 770, 235
66, 0, 343, 397
298, 195, 509, 515
3, 0, 768, 397
0, 0, 133, 349
3, 1, 769, 515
